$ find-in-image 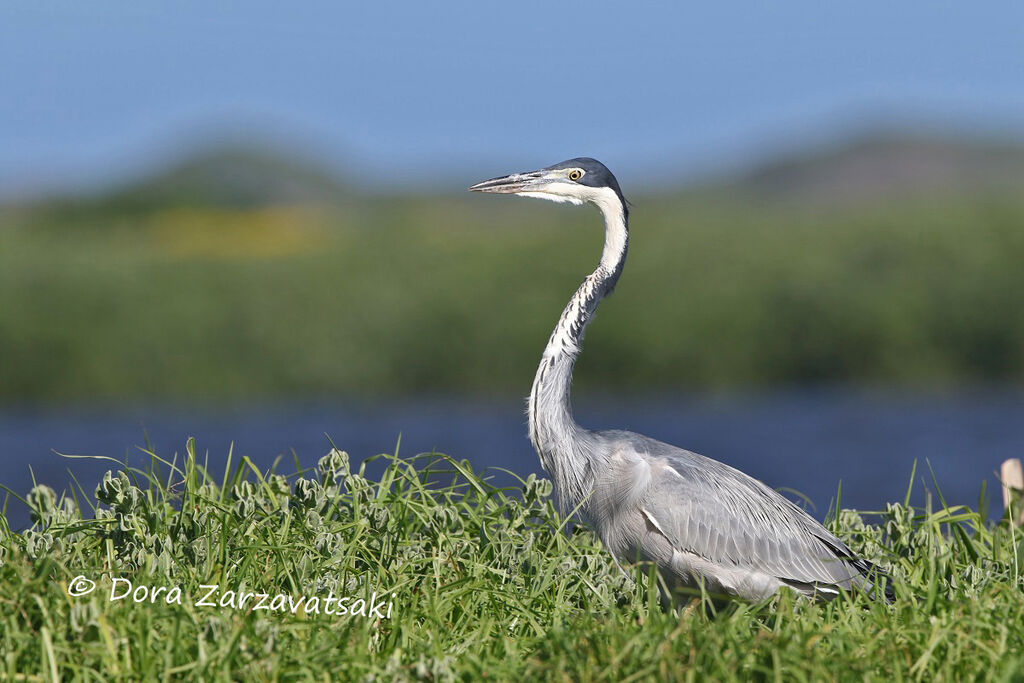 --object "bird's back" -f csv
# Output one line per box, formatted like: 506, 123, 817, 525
581, 429, 883, 602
